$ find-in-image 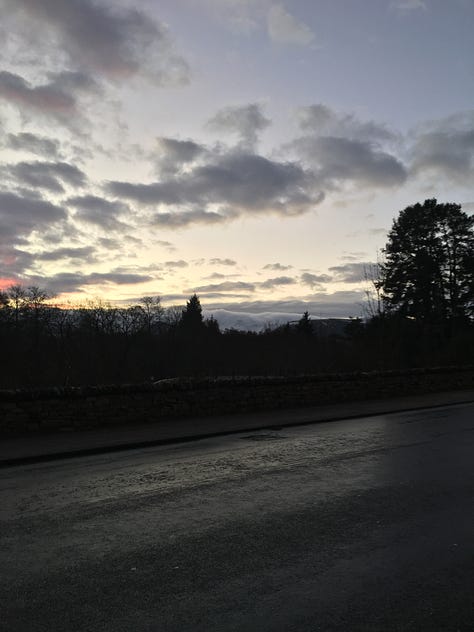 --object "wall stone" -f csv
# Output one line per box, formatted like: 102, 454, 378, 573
0, 367, 473, 437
